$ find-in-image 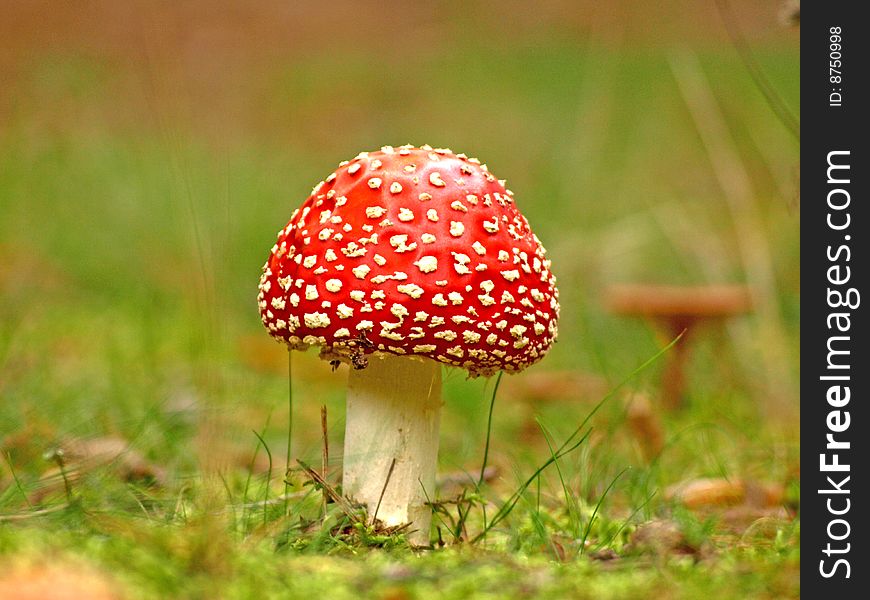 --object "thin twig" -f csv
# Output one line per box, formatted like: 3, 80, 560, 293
373, 458, 397, 525
296, 459, 360, 523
